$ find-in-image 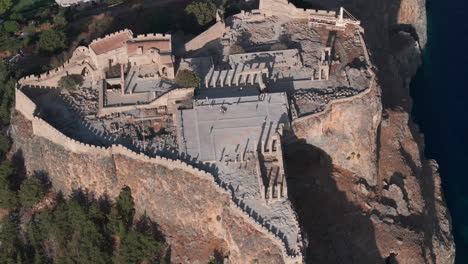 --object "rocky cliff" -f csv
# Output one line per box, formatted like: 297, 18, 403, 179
291, 0, 455, 263
10, 113, 287, 264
